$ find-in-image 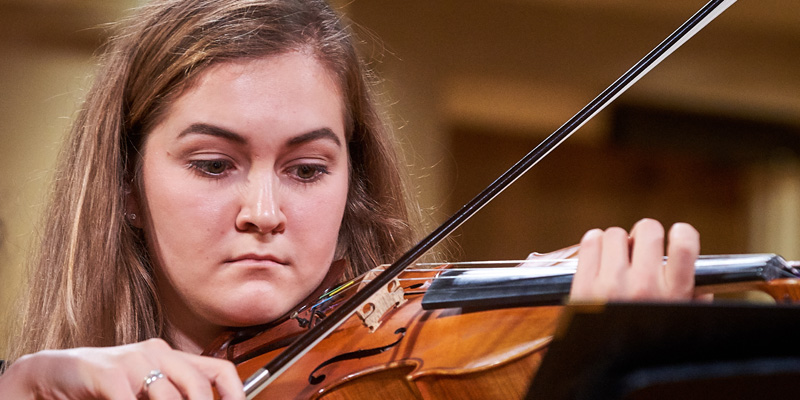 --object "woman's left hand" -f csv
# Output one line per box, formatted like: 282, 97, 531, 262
570, 218, 700, 302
